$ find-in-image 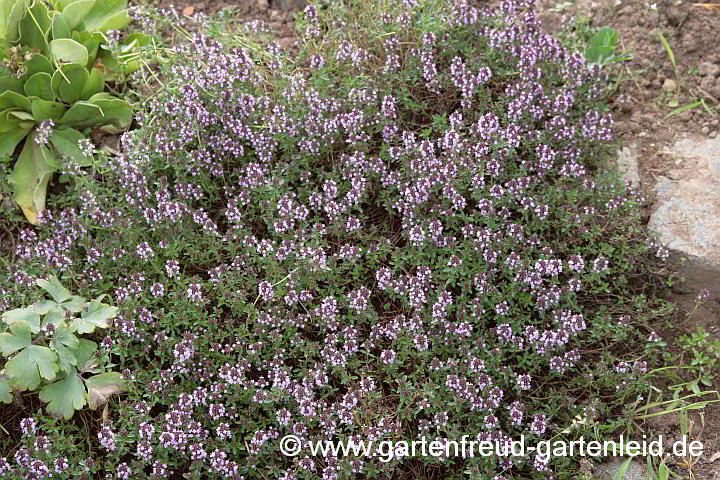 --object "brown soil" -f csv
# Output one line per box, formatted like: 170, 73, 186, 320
139, 0, 304, 49
642, 255, 720, 480
536, 0, 720, 184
